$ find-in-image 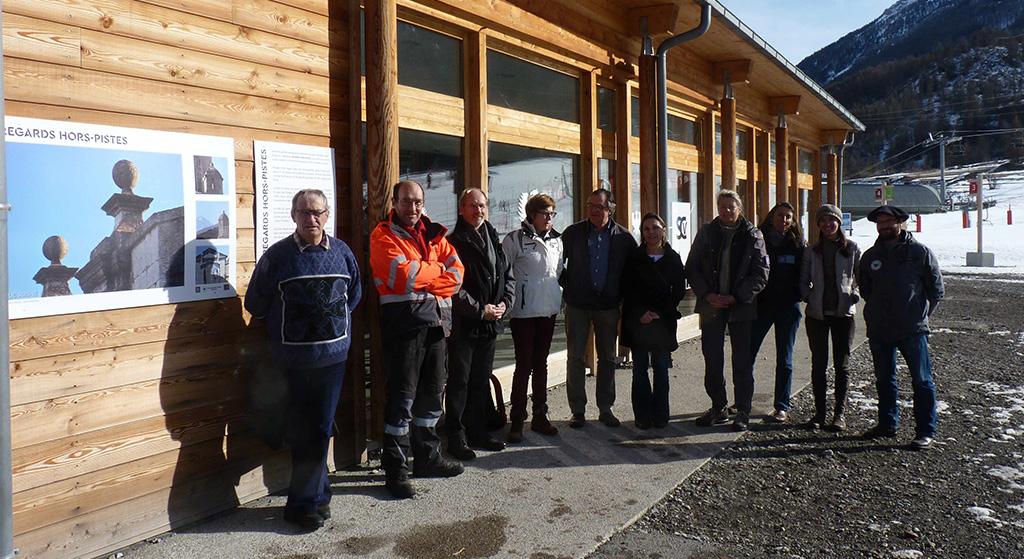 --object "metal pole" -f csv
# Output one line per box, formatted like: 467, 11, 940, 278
656, 2, 711, 216
977, 175, 983, 254
939, 139, 946, 208
0, 5, 17, 557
